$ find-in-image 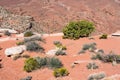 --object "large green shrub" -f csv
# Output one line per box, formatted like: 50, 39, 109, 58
63, 20, 95, 39
24, 58, 40, 72
53, 68, 69, 77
